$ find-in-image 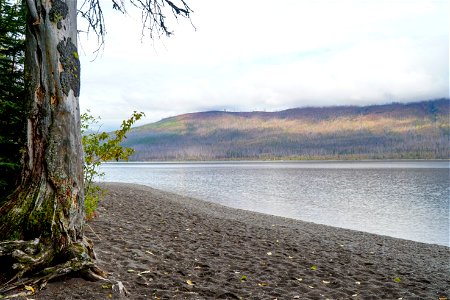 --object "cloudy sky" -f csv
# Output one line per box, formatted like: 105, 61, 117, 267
78, 0, 449, 130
